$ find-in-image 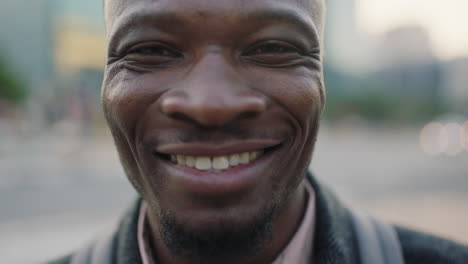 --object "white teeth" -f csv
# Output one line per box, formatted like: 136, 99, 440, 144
239, 152, 250, 164
195, 157, 211, 170
185, 156, 196, 167
169, 150, 264, 172
229, 154, 240, 166
212, 156, 229, 170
